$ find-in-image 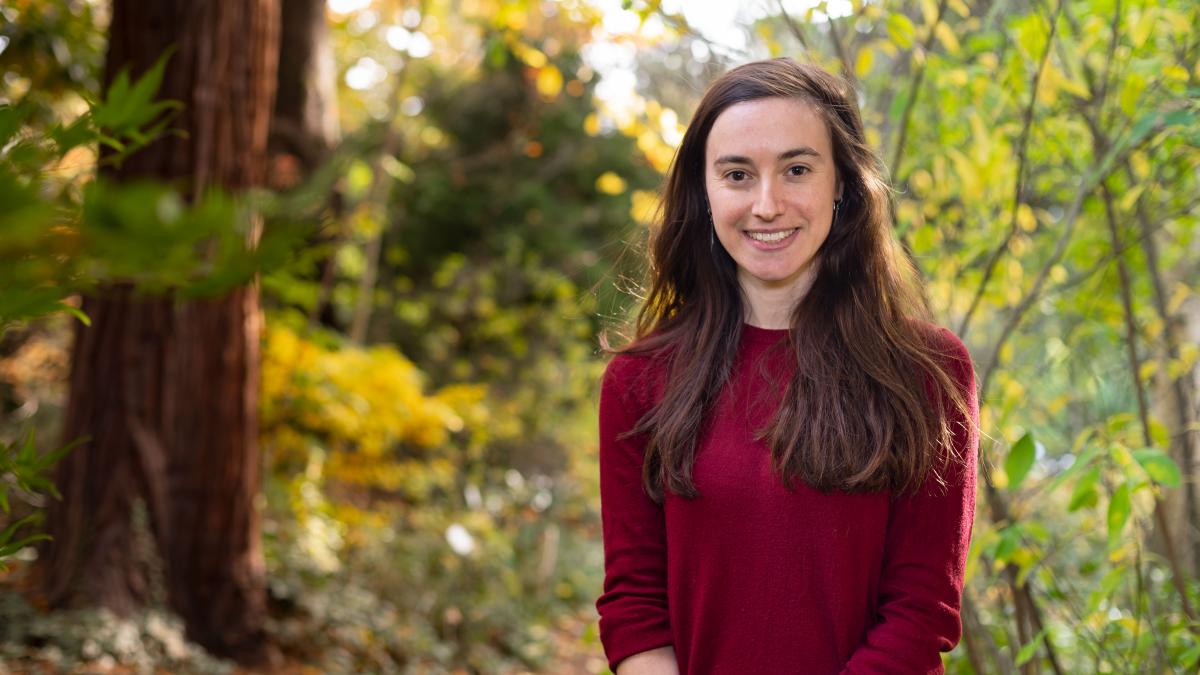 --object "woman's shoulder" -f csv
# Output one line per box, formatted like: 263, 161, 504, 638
916, 319, 974, 379
601, 338, 674, 413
